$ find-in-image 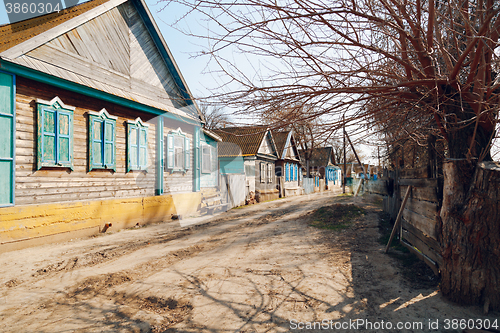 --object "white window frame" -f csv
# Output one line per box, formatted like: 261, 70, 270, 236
260, 162, 266, 183
267, 163, 273, 183
202, 144, 212, 174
